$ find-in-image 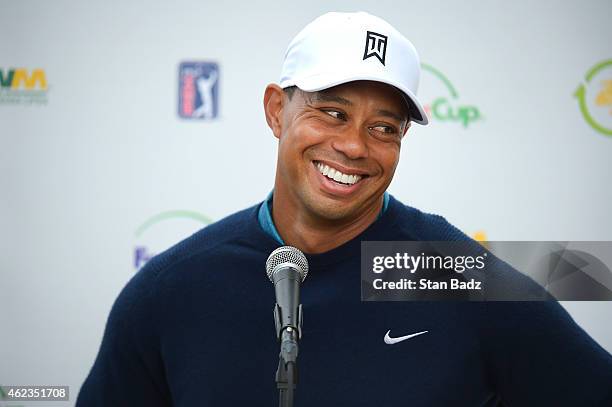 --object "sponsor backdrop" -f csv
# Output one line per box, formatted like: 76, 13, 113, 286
1, 0, 611, 405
